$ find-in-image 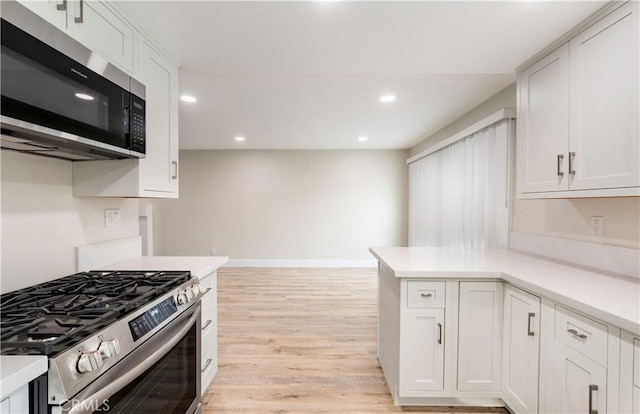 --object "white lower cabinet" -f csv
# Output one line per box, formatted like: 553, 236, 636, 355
552, 342, 607, 414
620, 330, 640, 414
0, 385, 29, 414
502, 285, 541, 413
199, 271, 218, 396
376, 266, 629, 412
399, 308, 445, 393
457, 281, 503, 392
